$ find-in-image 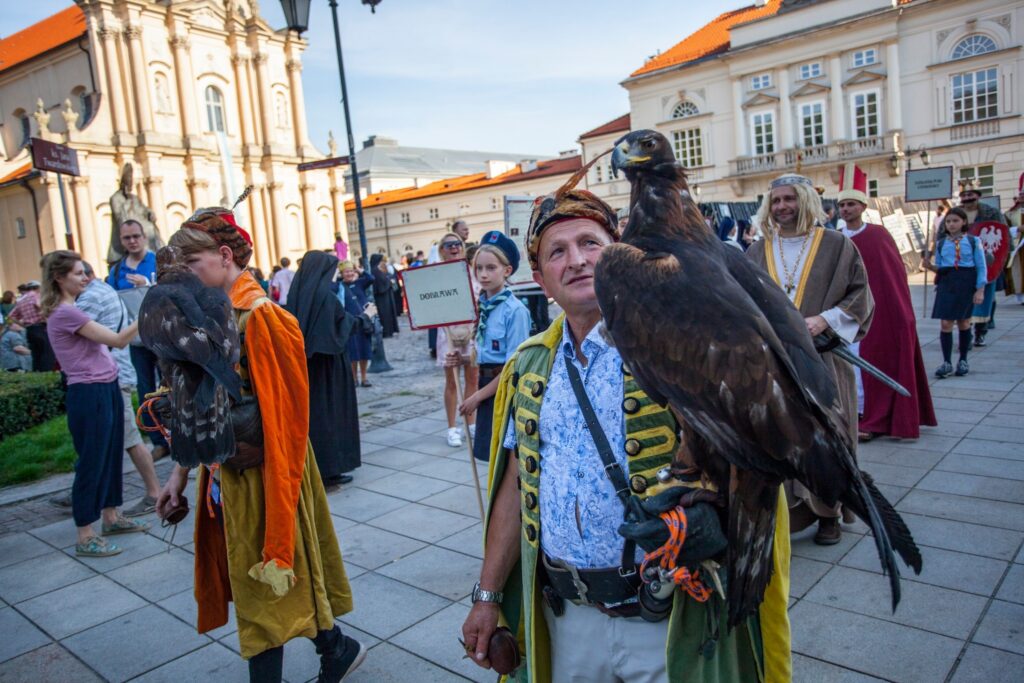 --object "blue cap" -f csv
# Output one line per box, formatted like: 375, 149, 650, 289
480, 230, 520, 274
